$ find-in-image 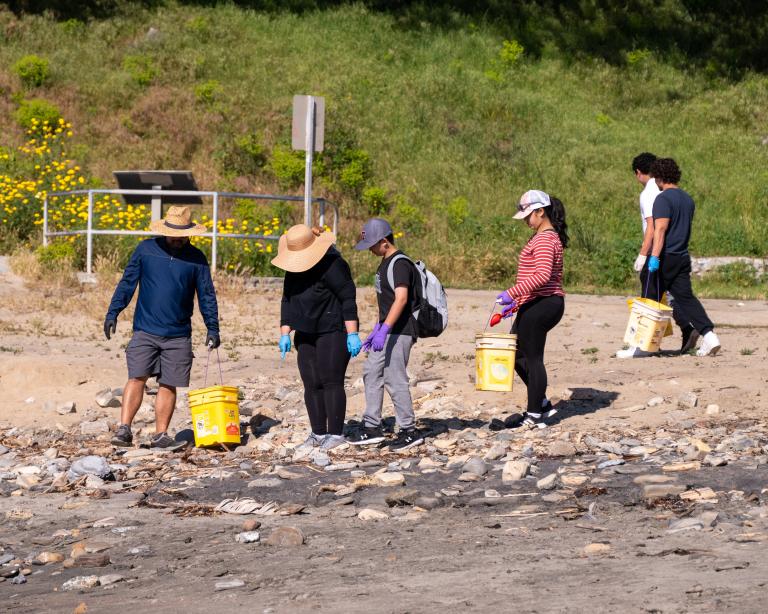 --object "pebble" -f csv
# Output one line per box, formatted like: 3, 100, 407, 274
123, 449, 153, 458
68, 456, 112, 480
457, 472, 482, 482
633, 474, 676, 485
358, 508, 389, 521
72, 553, 111, 567
704, 454, 728, 467
414, 496, 440, 510
483, 445, 507, 461
583, 543, 611, 555
235, 531, 261, 544
462, 457, 489, 476
264, 526, 305, 546
548, 441, 577, 457
662, 461, 701, 472
35, 551, 64, 564
325, 462, 358, 472
98, 573, 125, 586
536, 473, 558, 490
705, 404, 720, 415
80, 420, 110, 435
644, 484, 685, 499
560, 474, 588, 487
95, 389, 116, 408
678, 392, 698, 409
247, 477, 283, 488
647, 396, 665, 407
63, 575, 100, 591
215, 578, 245, 591
242, 519, 261, 532
502, 460, 530, 482
57, 401, 77, 415
374, 472, 406, 487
